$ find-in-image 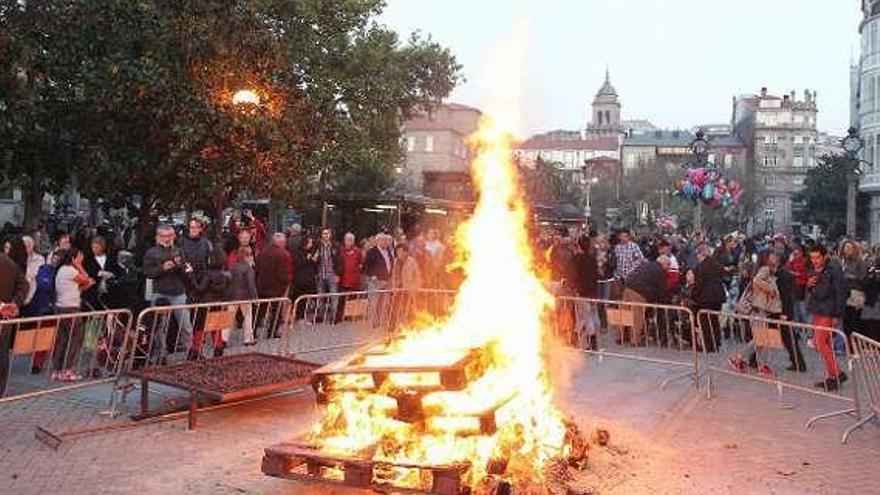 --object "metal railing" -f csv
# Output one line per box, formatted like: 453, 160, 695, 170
554, 296, 702, 390
288, 288, 456, 362
696, 309, 856, 405
0, 308, 133, 403
807, 332, 880, 443
111, 297, 292, 412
